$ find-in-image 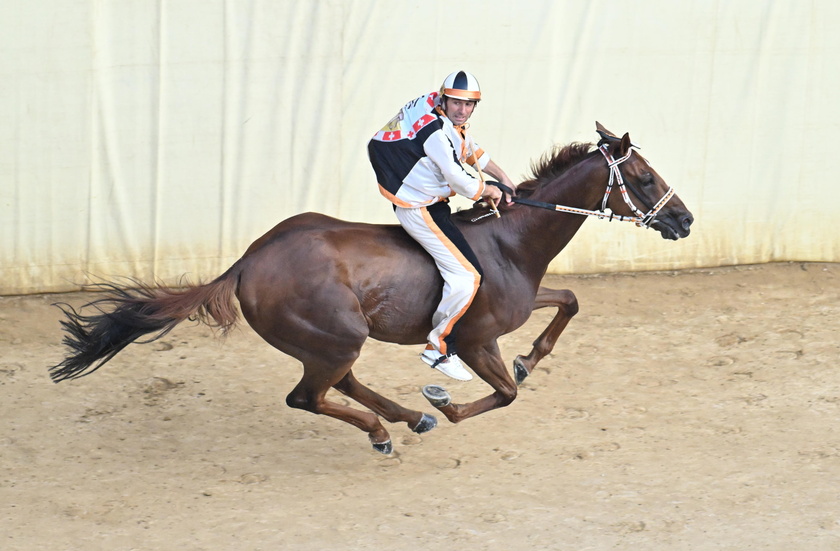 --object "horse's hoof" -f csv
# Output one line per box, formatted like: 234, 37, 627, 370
412, 413, 438, 434
372, 439, 393, 455
422, 384, 451, 408
514, 356, 530, 386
